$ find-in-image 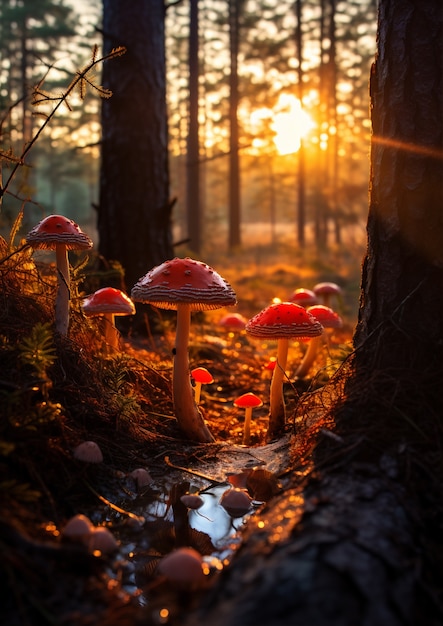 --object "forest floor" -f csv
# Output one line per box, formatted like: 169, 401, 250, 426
0, 233, 362, 625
